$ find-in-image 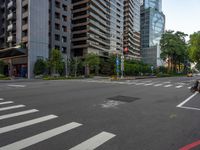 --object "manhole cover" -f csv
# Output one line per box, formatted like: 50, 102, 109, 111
107, 95, 140, 103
